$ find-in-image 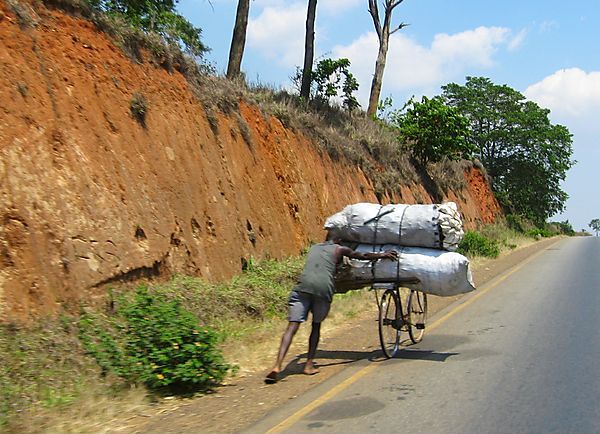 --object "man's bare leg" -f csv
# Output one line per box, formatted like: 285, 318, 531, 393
304, 322, 321, 375
265, 322, 300, 383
